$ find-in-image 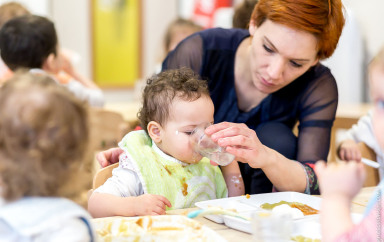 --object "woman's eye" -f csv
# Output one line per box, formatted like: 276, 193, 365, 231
263, 44, 273, 53
290, 60, 303, 68
184, 131, 193, 136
